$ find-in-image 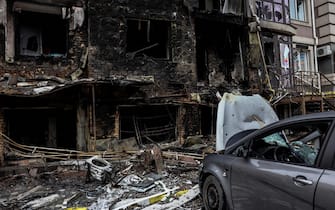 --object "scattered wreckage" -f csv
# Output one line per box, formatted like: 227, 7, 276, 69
2, 92, 315, 210
0, 130, 206, 209
0, 92, 277, 209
